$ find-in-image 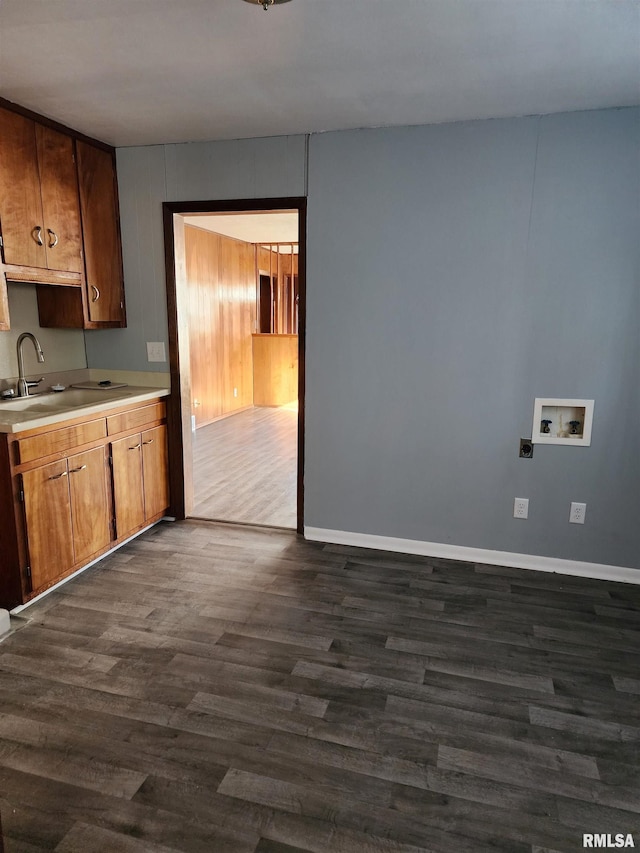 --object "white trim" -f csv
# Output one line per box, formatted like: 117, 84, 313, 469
304, 526, 640, 586
532, 397, 594, 446
10, 519, 169, 615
